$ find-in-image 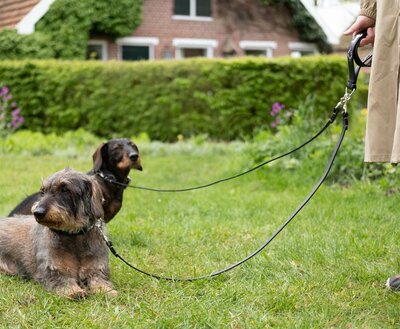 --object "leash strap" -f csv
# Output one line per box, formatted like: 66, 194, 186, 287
99, 32, 369, 281
108, 118, 335, 193
98, 106, 348, 282
106, 32, 371, 194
